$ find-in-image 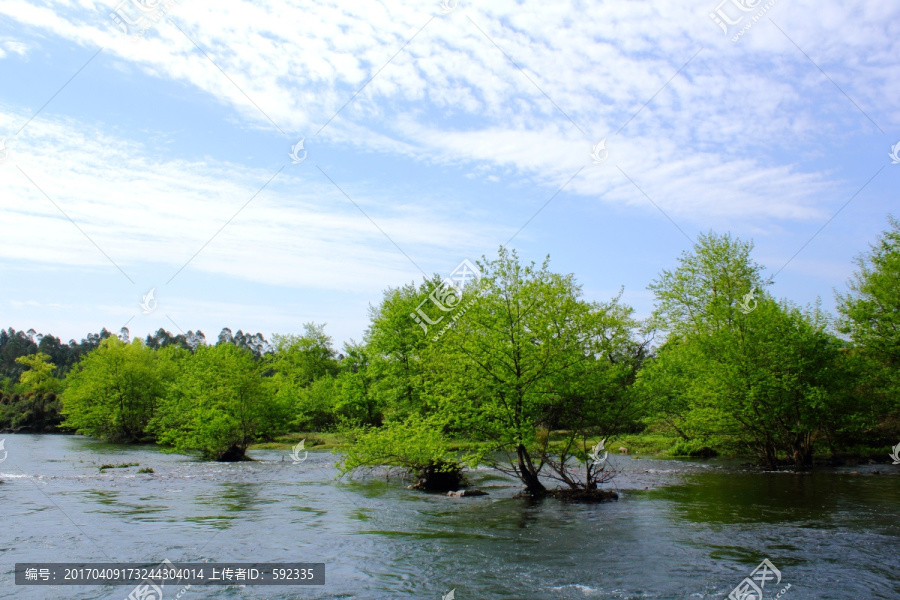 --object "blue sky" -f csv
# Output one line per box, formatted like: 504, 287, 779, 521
1, 0, 897, 348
